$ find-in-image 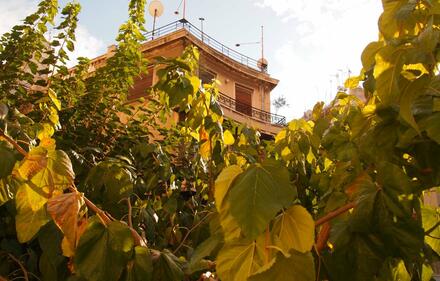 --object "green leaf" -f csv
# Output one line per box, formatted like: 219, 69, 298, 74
216, 239, 265, 281
123, 246, 153, 281
0, 142, 16, 179
248, 250, 315, 281
188, 233, 222, 273
228, 160, 296, 239
75, 219, 134, 281
152, 249, 184, 281
15, 182, 50, 242
399, 75, 429, 133
377, 259, 410, 281
422, 205, 440, 255
272, 205, 315, 254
